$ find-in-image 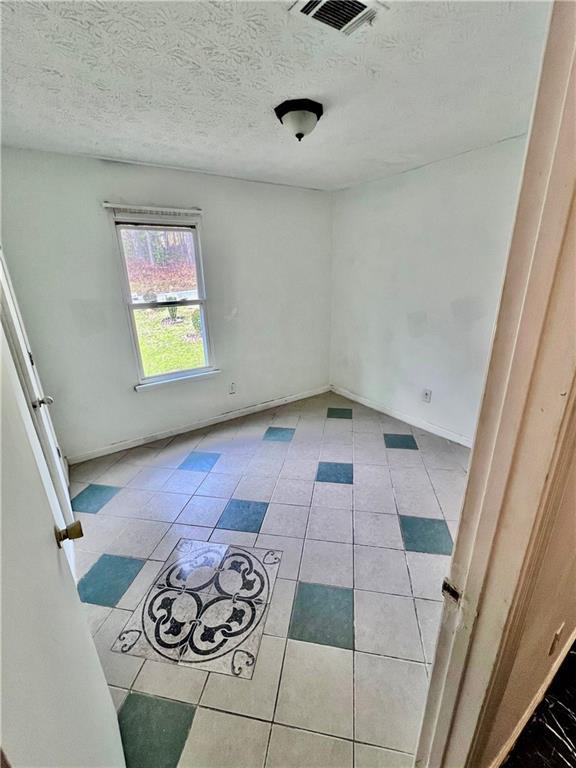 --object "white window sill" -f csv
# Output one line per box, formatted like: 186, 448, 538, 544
134, 367, 220, 391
